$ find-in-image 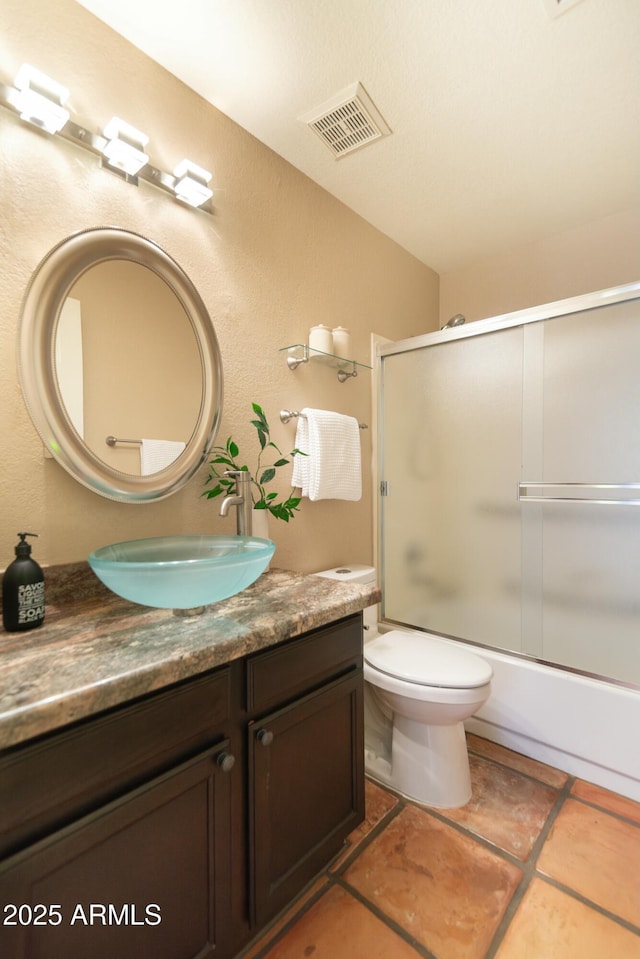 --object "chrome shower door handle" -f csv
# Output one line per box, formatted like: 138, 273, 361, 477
518, 482, 640, 506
